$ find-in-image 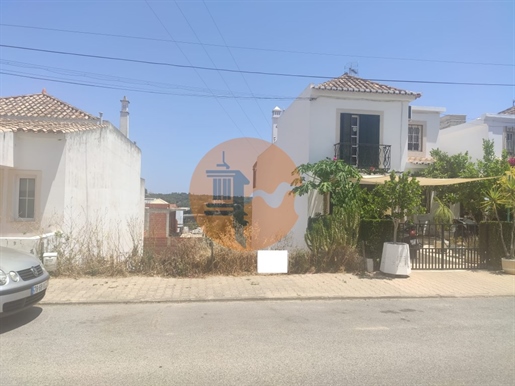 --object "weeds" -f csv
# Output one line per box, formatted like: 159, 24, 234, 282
302, 208, 364, 273
48, 212, 364, 278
